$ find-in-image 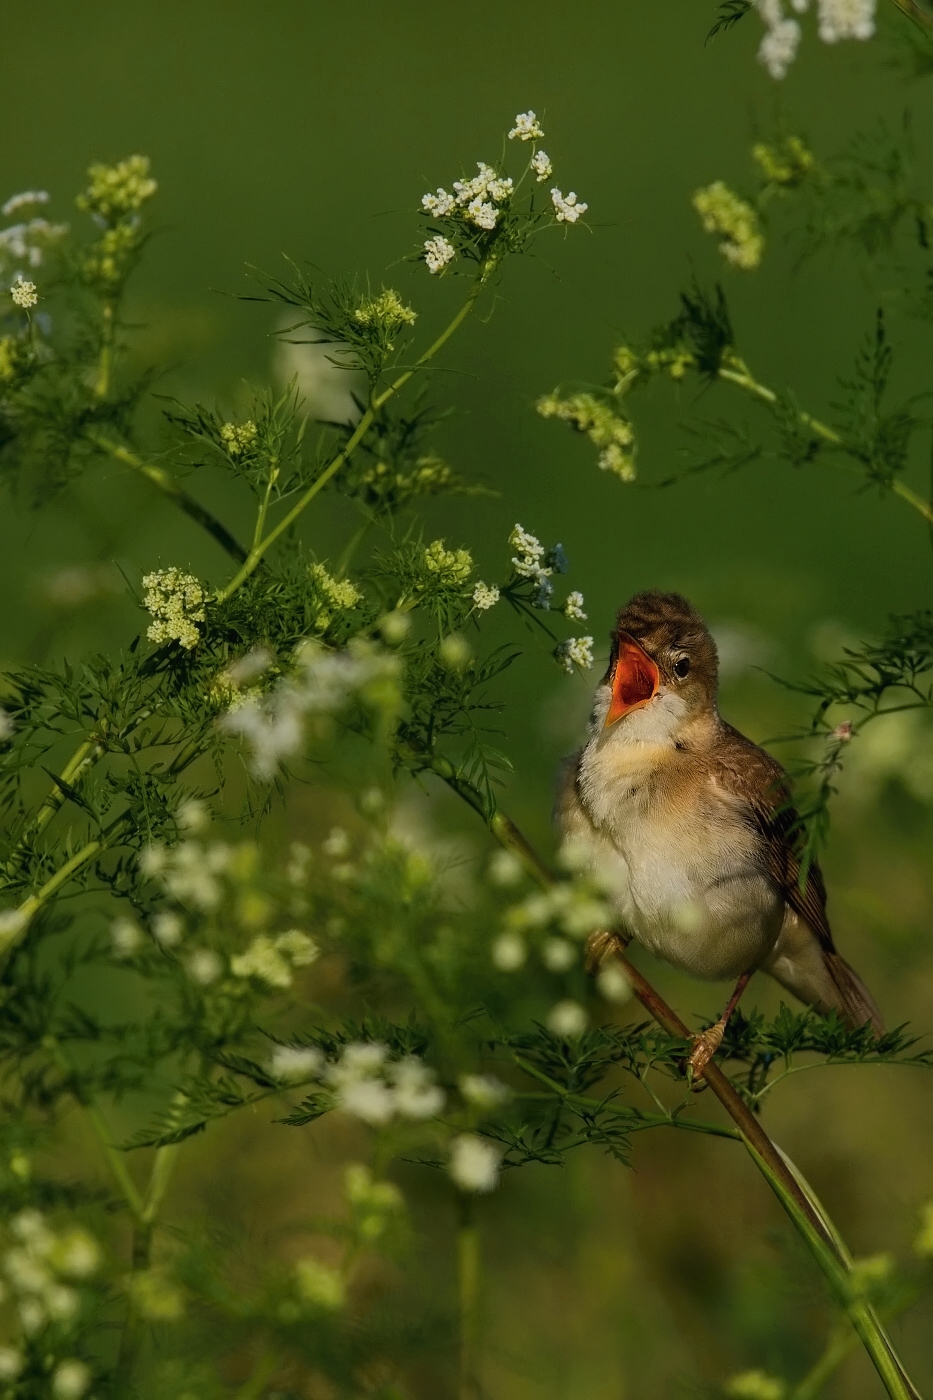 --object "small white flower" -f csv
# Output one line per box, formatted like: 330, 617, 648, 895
10, 277, 38, 309
111, 916, 142, 958
550, 188, 588, 224
185, 949, 223, 985
547, 1000, 588, 1038
761, 20, 801, 79
449, 1134, 502, 1192
509, 523, 546, 577
491, 931, 526, 971
542, 938, 576, 972
389, 1058, 446, 1119
465, 197, 498, 230
323, 826, 351, 858
0, 1348, 23, 1382
2, 190, 49, 217
422, 187, 456, 217
152, 911, 184, 947
509, 111, 544, 142
817, 0, 876, 40
472, 582, 500, 611
338, 1078, 396, 1125
269, 1045, 324, 1082
530, 150, 553, 182
563, 591, 587, 621
52, 1359, 91, 1400
487, 849, 523, 886
46, 1284, 79, 1321
557, 636, 595, 672
459, 1074, 511, 1108
18, 1297, 45, 1333
423, 234, 456, 274
52, 1228, 100, 1278
0, 708, 14, 739
597, 962, 632, 1004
